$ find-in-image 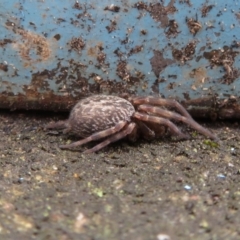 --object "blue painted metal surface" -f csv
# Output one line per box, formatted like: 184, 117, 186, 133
0, 0, 240, 118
